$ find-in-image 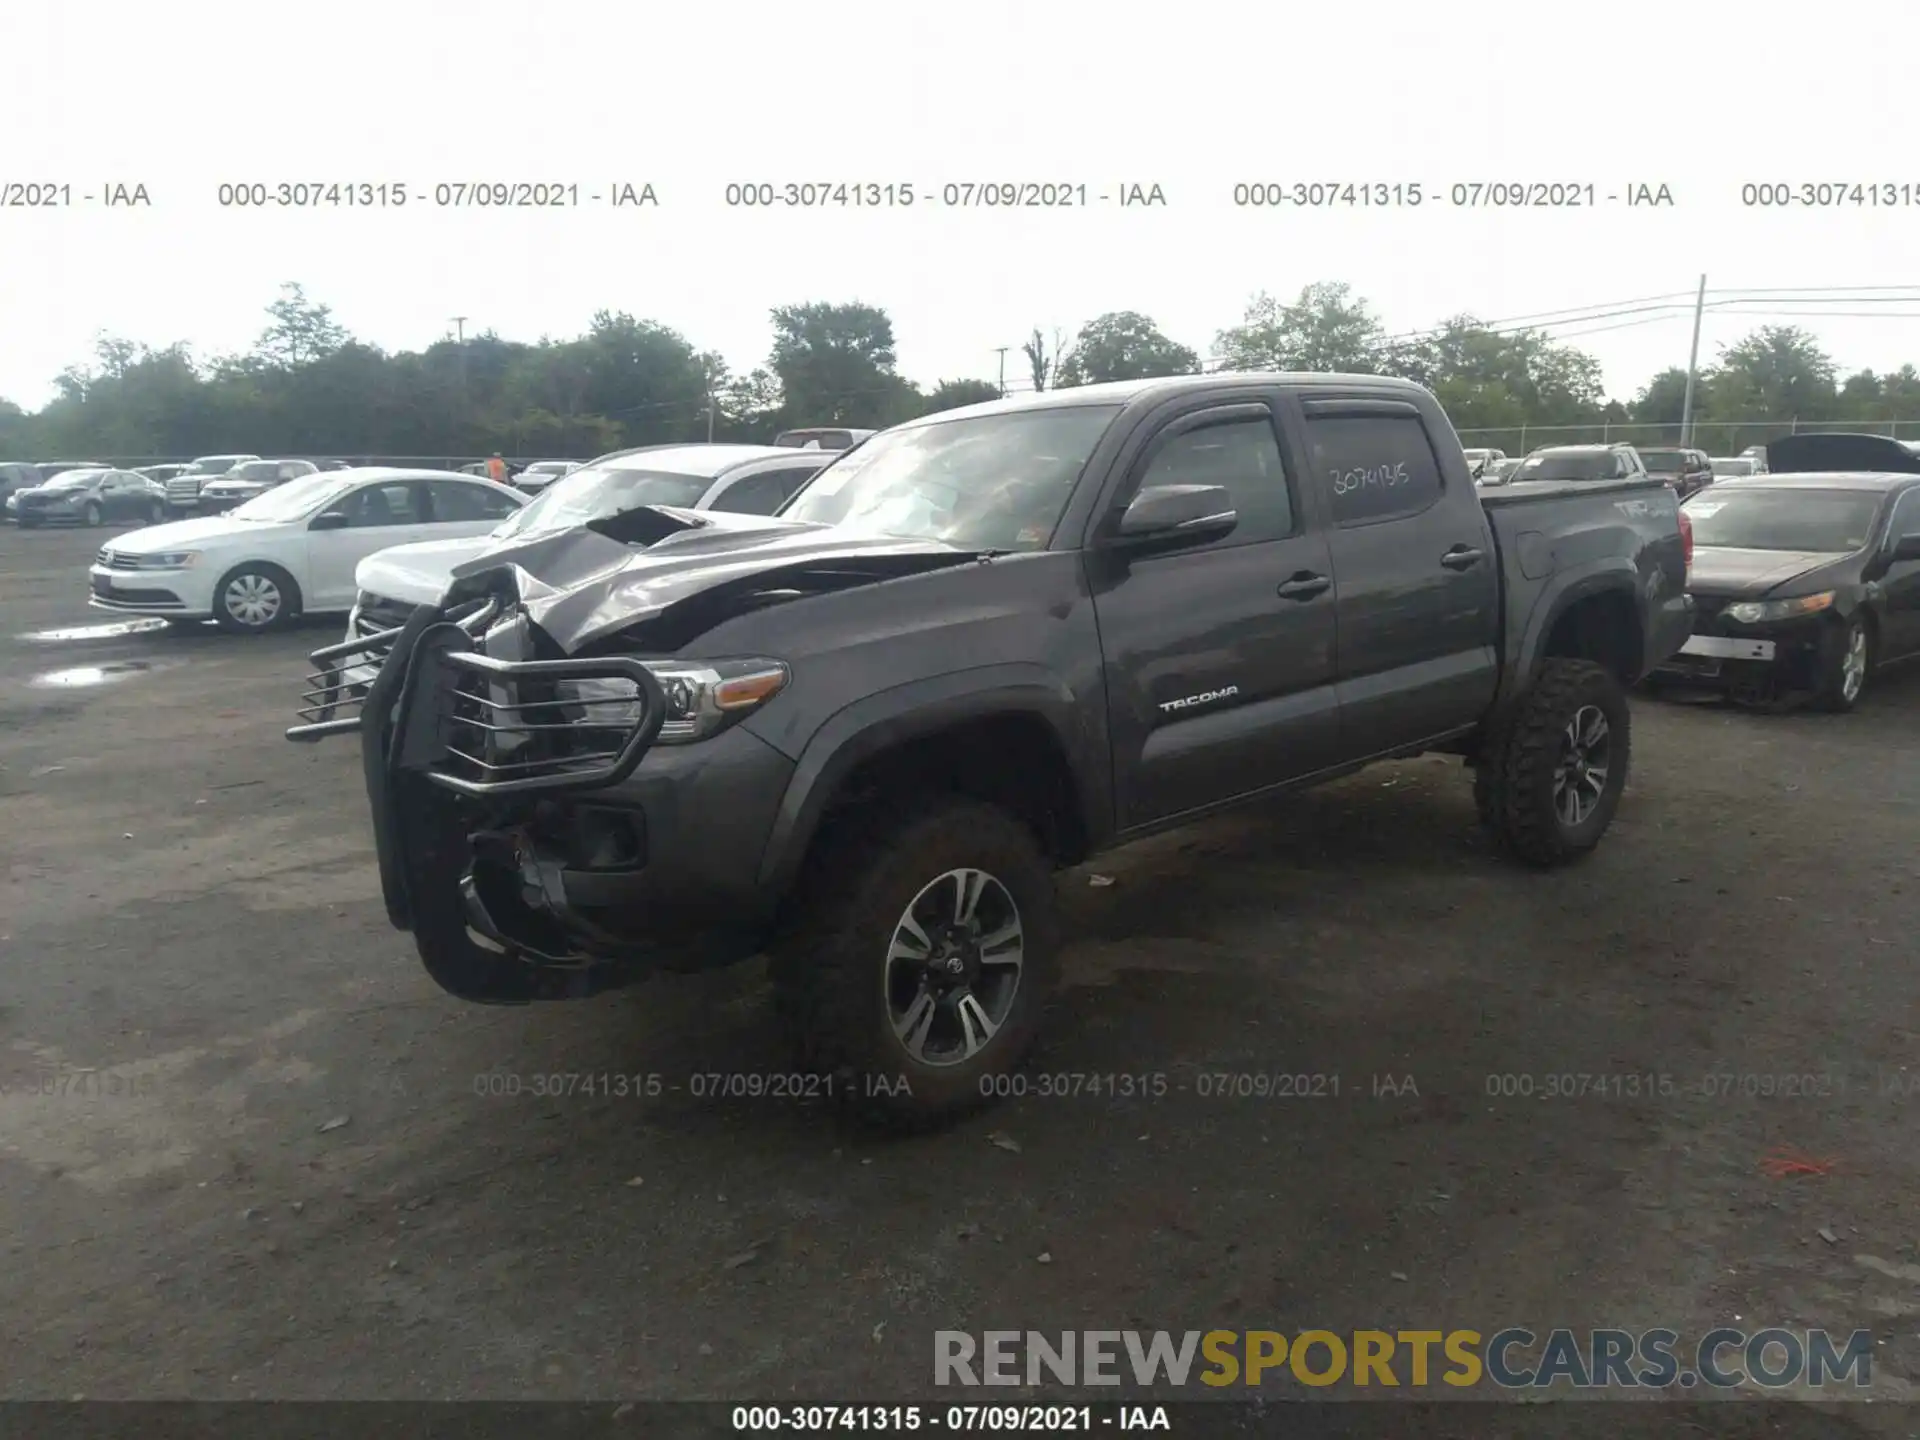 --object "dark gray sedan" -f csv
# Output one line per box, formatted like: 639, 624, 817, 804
12, 468, 168, 528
